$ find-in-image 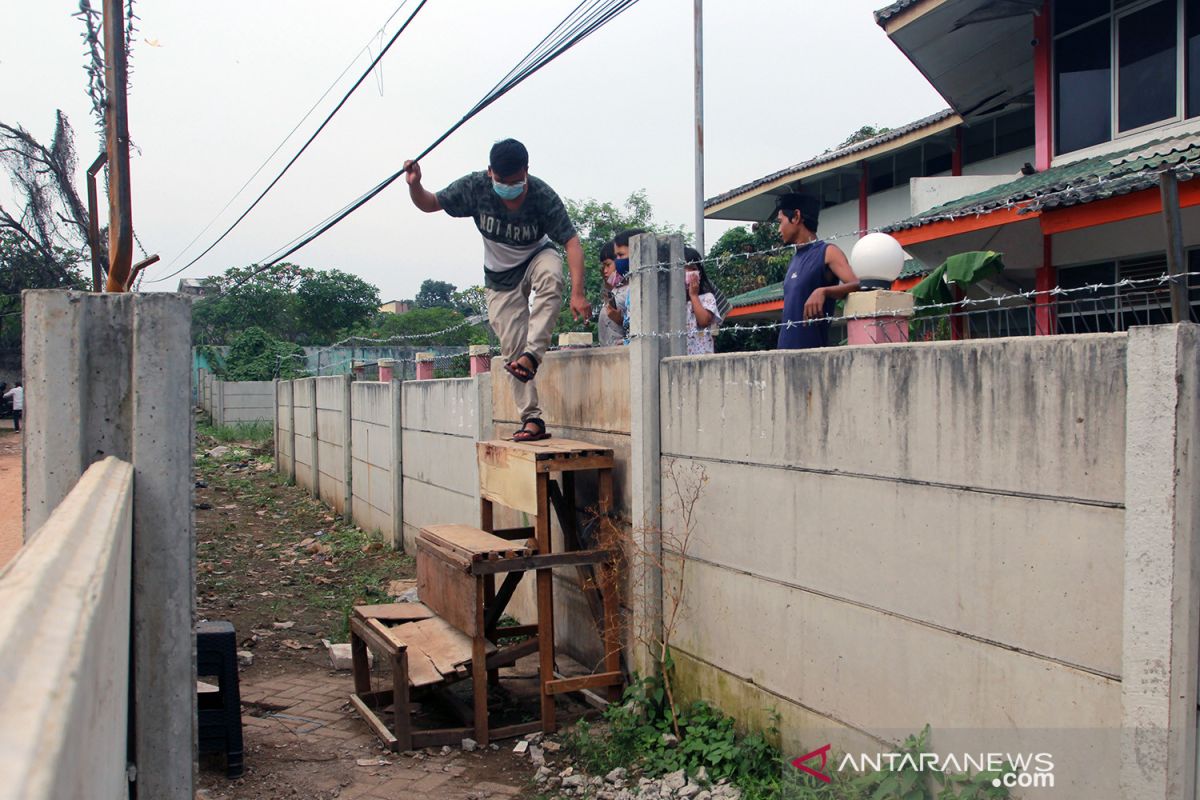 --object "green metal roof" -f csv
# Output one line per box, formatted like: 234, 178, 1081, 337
885, 131, 1200, 233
